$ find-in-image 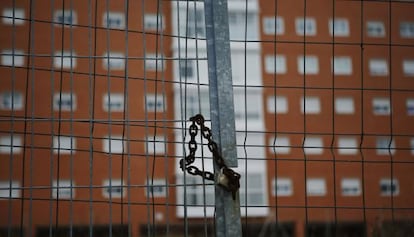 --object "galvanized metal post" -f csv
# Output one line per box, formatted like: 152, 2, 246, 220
204, 0, 242, 236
